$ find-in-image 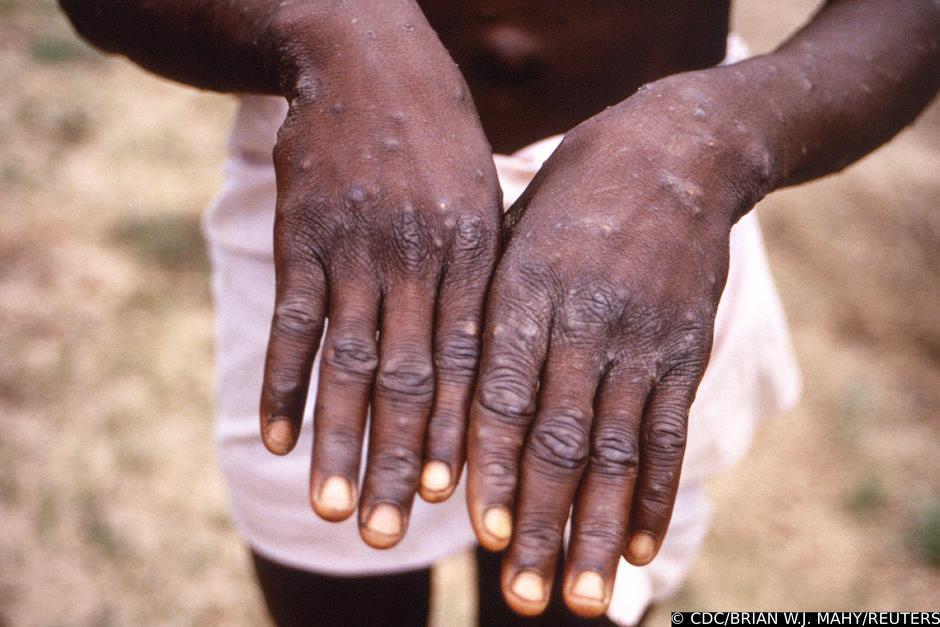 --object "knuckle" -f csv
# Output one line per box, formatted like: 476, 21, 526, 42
429, 406, 464, 432
508, 259, 556, 298
323, 335, 379, 380
425, 409, 463, 444
619, 303, 667, 347
377, 352, 434, 402
453, 213, 493, 259
645, 410, 688, 463
561, 281, 622, 332
476, 456, 518, 495
665, 319, 712, 362
435, 323, 479, 382
576, 517, 627, 550
275, 205, 335, 262
317, 424, 361, 453
477, 366, 537, 425
263, 371, 306, 409
590, 425, 640, 477
272, 294, 323, 340
371, 445, 421, 483
480, 454, 516, 481
636, 477, 676, 520
389, 210, 433, 273
514, 514, 563, 556
526, 409, 591, 472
